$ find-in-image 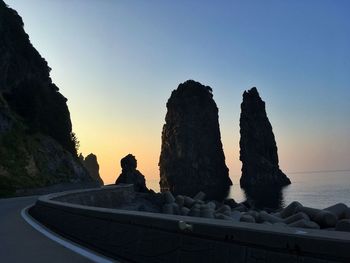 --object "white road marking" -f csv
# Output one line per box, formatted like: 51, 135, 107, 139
21, 205, 117, 263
